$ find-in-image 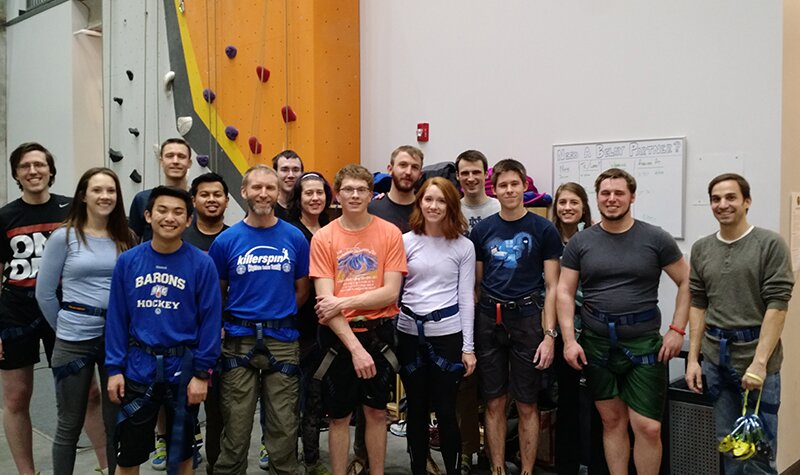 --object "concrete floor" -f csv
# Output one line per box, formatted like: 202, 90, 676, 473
0, 349, 558, 474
